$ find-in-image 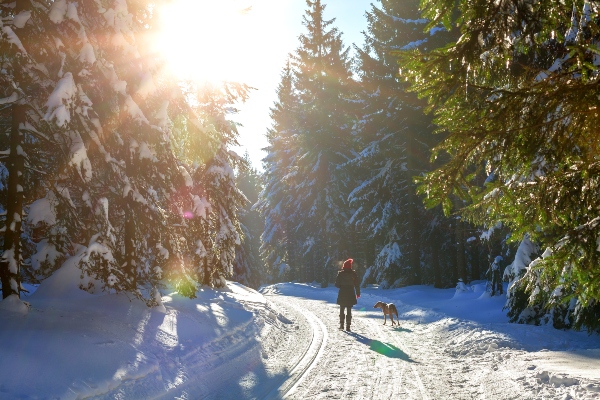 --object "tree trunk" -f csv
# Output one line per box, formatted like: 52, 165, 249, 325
431, 235, 442, 288
470, 238, 481, 281
407, 187, 422, 285
204, 255, 218, 286
405, 135, 422, 285
1, 104, 26, 299
455, 216, 467, 283
123, 154, 136, 289
123, 201, 136, 289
